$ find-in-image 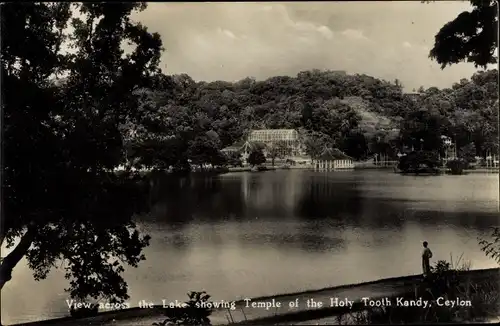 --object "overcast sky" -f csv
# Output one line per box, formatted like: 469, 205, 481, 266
133, 1, 492, 91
